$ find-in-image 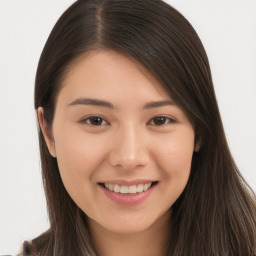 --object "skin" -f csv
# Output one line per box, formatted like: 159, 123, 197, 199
38, 50, 198, 256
